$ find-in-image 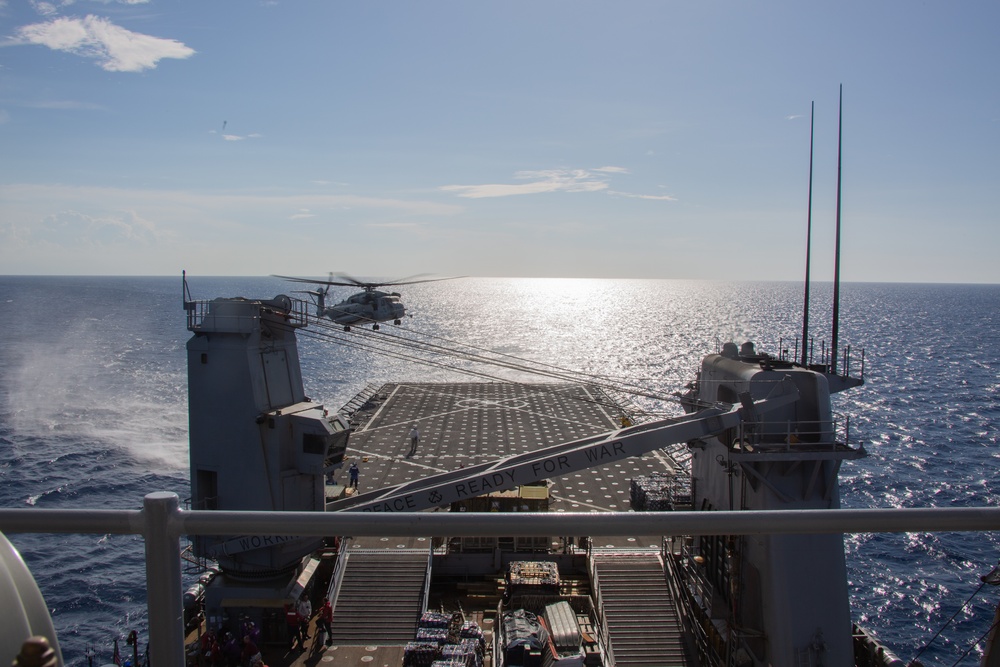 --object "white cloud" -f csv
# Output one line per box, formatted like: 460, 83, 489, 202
440, 167, 673, 202
29, 1, 59, 16
14, 15, 195, 72
608, 190, 677, 201
289, 209, 316, 220
221, 132, 261, 141
441, 169, 609, 199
